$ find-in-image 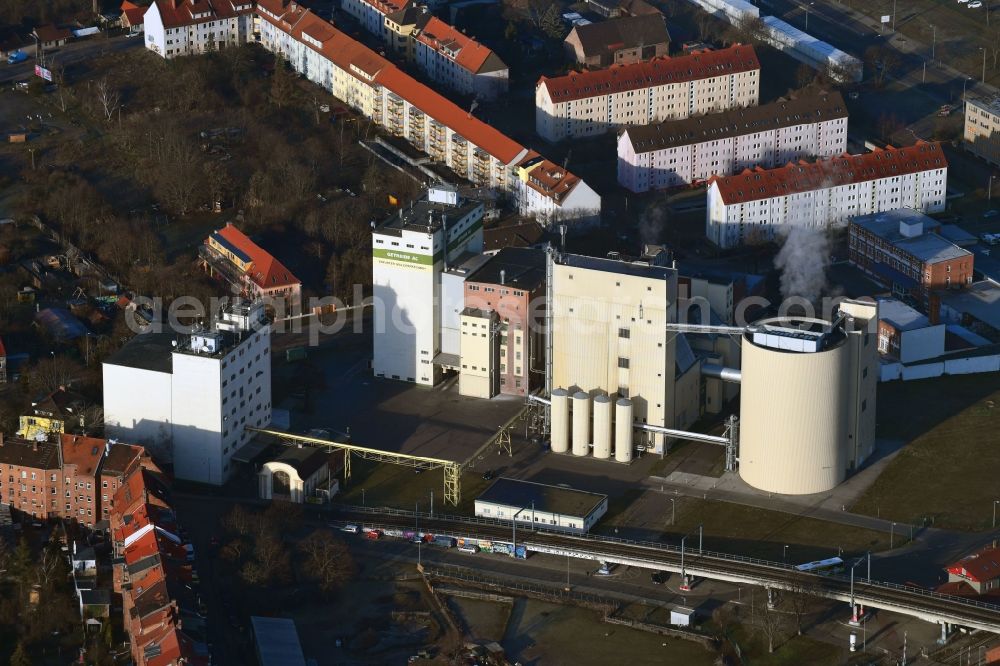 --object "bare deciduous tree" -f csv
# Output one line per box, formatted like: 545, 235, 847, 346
750, 588, 787, 654
95, 77, 120, 122
298, 530, 356, 595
